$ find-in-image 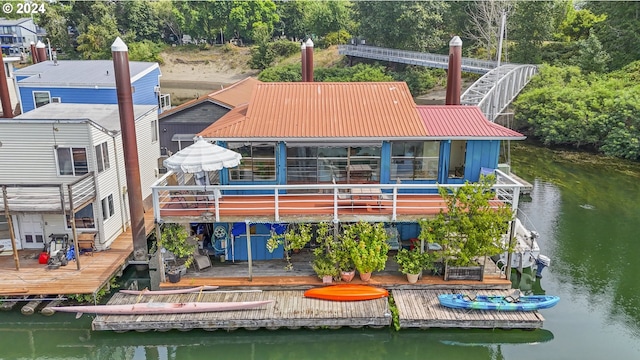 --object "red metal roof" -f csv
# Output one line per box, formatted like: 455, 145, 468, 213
417, 105, 525, 139
198, 82, 427, 140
